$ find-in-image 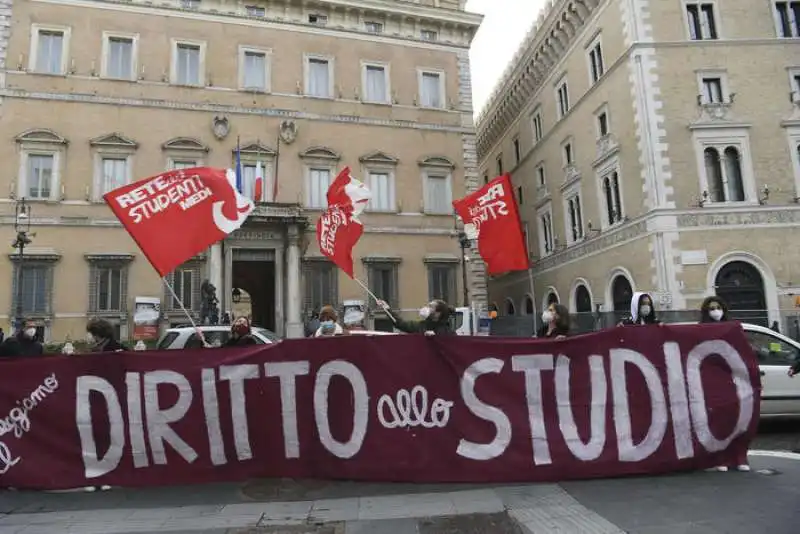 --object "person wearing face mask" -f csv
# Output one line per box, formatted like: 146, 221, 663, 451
541, 303, 571, 339
0, 320, 43, 357
86, 318, 126, 352
619, 292, 661, 326
376, 299, 454, 336
224, 316, 258, 346
314, 305, 345, 337
700, 296, 729, 323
